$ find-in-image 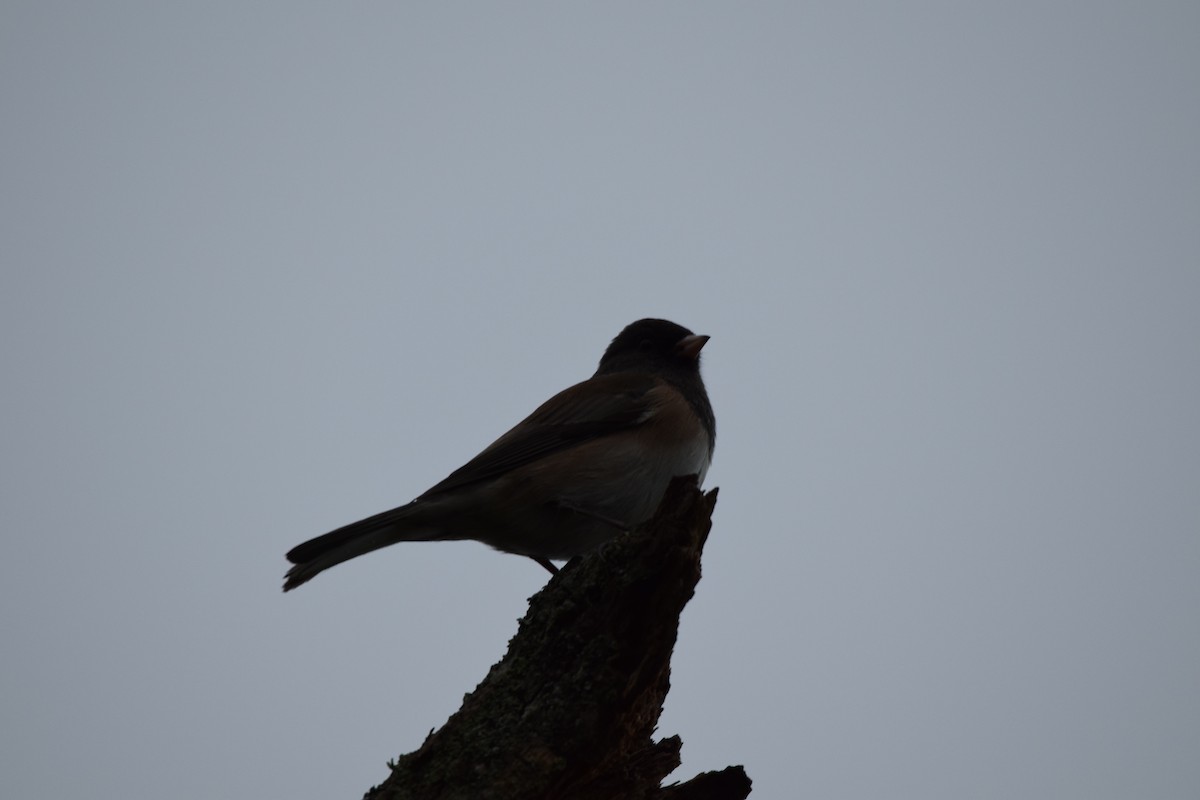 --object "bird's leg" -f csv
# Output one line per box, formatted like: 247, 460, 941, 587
529, 504, 627, 576
531, 556, 559, 575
